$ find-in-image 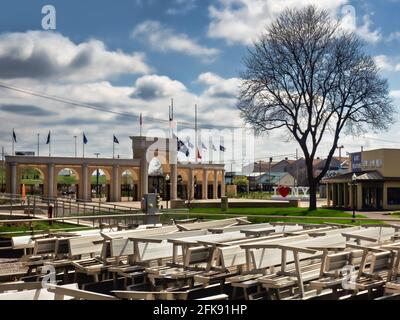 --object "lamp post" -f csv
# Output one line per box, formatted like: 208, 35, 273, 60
269, 157, 273, 194
352, 173, 357, 223
165, 174, 170, 209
